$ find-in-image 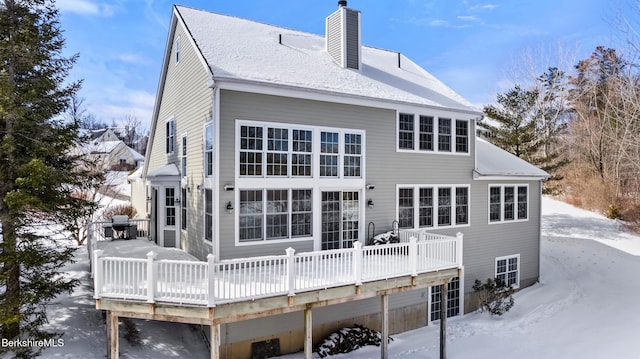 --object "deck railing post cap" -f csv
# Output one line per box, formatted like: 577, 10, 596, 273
456, 232, 464, 239
354, 241, 362, 248
146, 251, 158, 259
285, 247, 295, 255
